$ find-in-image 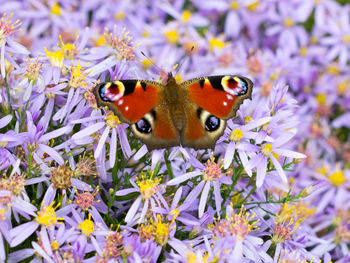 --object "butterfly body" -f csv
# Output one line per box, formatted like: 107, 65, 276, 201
93, 73, 253, 150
